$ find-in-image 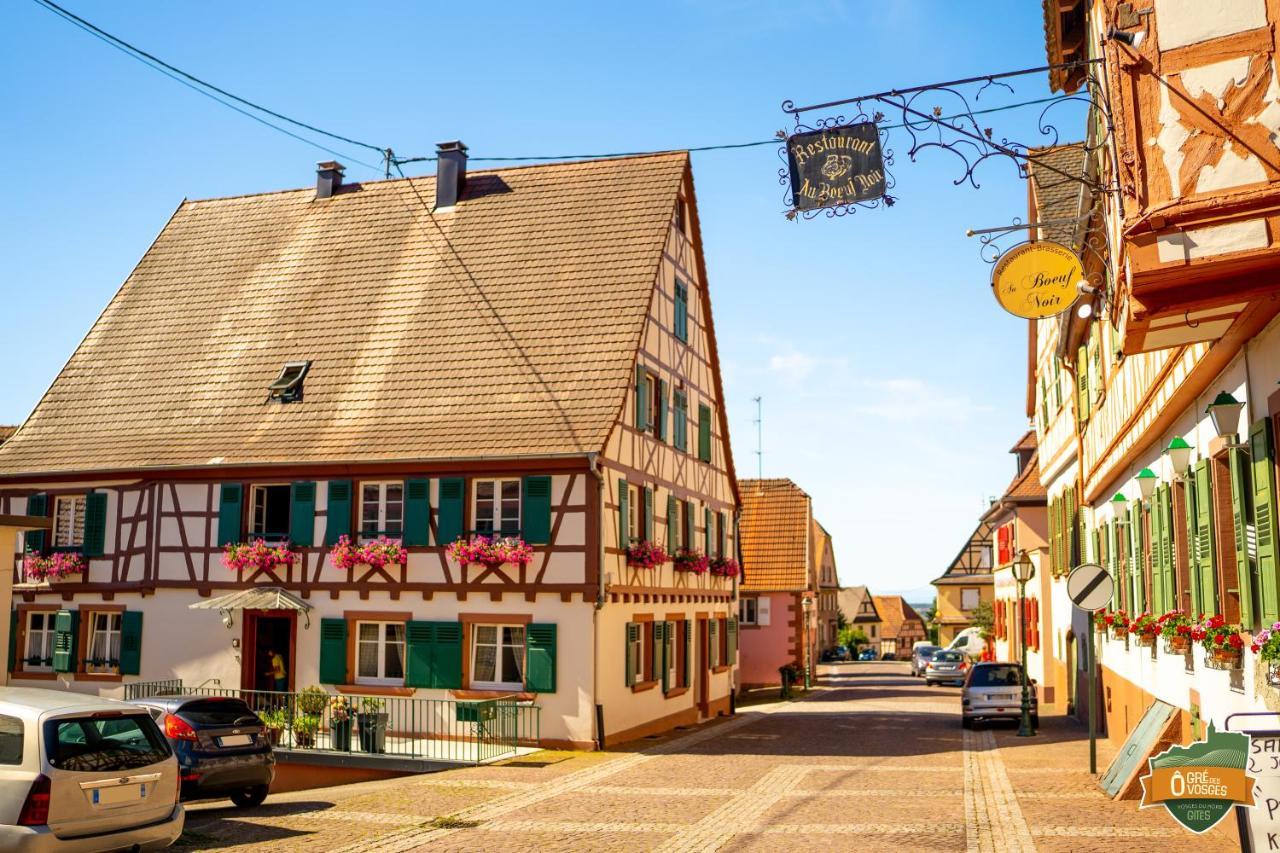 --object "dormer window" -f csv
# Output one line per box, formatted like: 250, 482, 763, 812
267, 361, 311, 403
